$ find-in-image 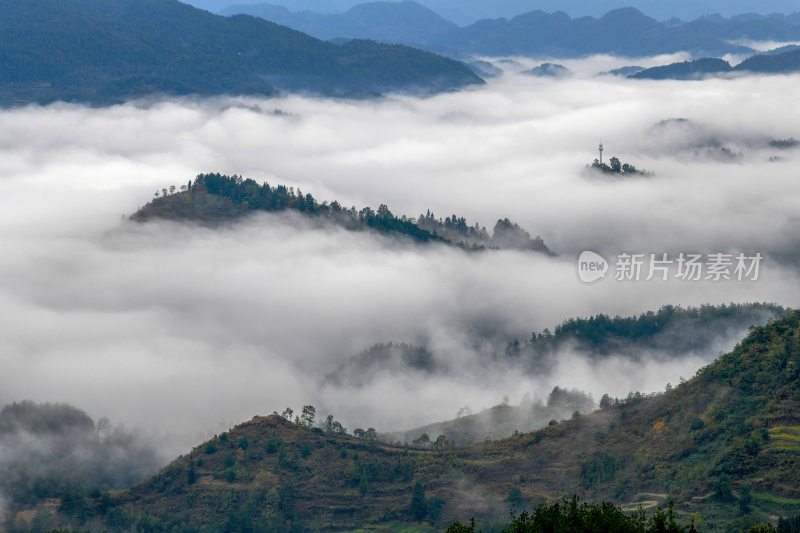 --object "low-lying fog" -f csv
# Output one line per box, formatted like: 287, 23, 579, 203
1, 56, 799, 457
